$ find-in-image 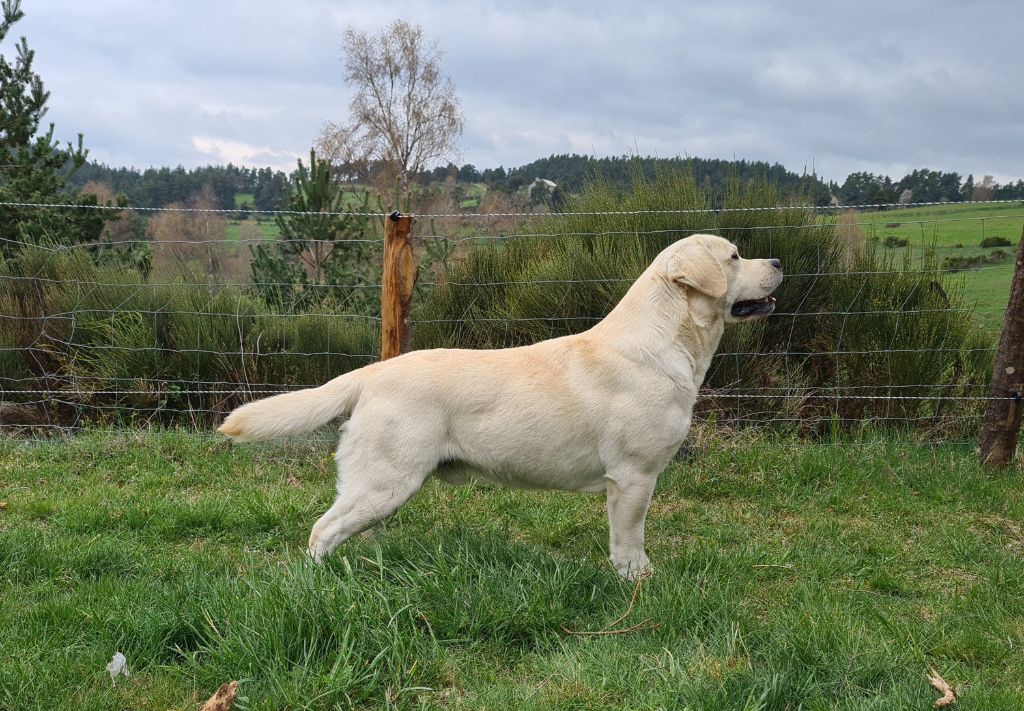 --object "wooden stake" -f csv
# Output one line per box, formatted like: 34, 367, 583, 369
980, 226, 1024, 468
381, 212, 415, 360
